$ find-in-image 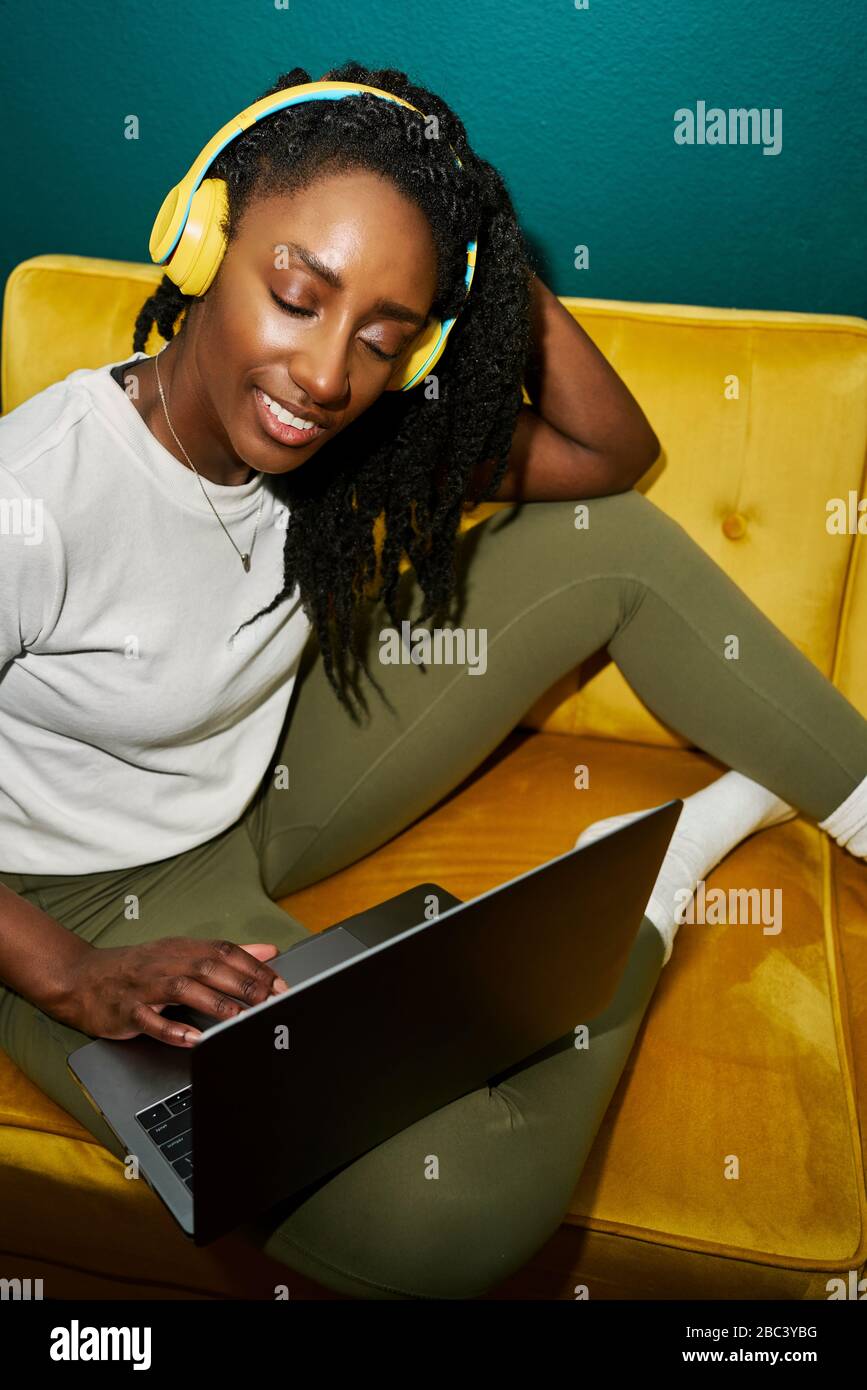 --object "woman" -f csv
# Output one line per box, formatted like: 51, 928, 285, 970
2, 60, 867, 1301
